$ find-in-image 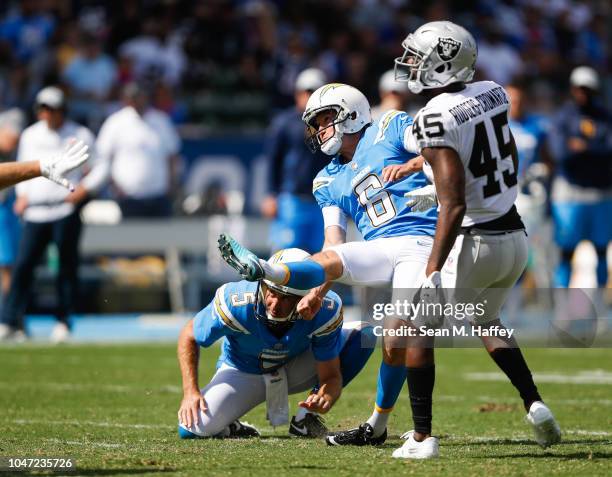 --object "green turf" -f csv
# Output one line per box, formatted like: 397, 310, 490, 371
0, 344, 610, 476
